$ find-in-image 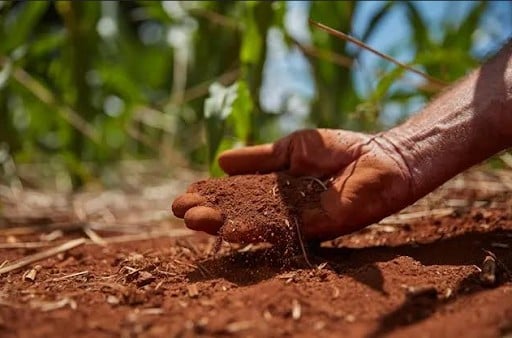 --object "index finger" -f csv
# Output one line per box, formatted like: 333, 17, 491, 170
218, 138, 290, 175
